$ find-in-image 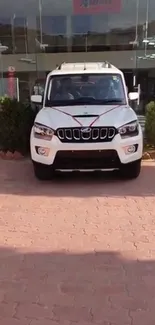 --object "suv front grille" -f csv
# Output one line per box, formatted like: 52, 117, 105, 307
56, 127, 117, 143
53, 150, 120, 170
